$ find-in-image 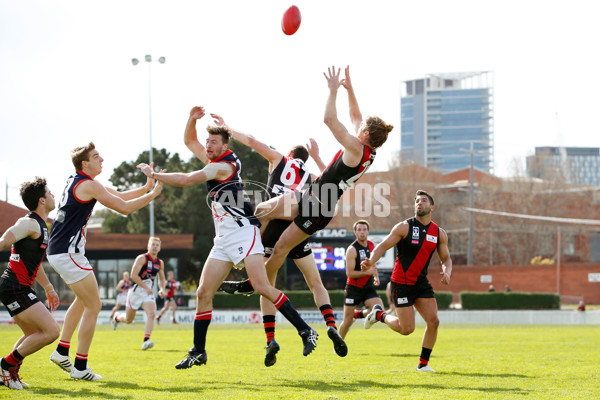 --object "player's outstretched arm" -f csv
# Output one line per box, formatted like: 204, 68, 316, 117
137, 163, 233, 187
106, 164, 155, 200
307, 138, 326, 173
81, 178, 162, 216
210, 113, 283, 166
341, 66, 363, 133
361, 222, 407, 270
323, 65, 363, 158
184, 106, 209, 164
